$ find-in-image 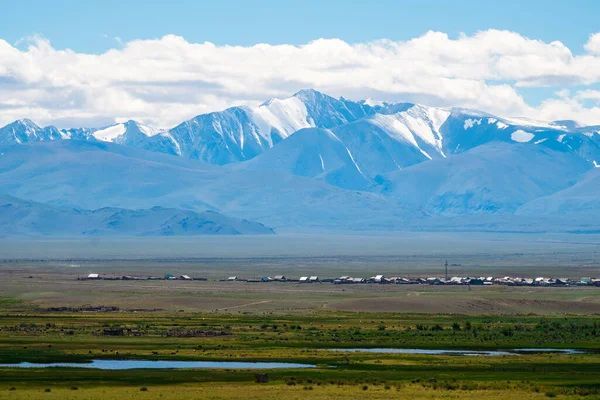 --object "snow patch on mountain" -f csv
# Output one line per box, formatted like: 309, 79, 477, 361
363, 97, 385, 107
464, 118, 482, 129
511, 130, 535, 143
251, 96, 313, 139
93, 124, 127, 142
503, 117, 568, 130
370, 105, 449, 158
